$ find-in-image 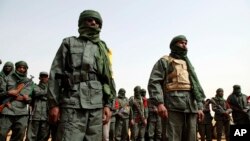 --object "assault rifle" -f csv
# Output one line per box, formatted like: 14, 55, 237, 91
0, 75, 34, 112
210, 98, 231, 118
